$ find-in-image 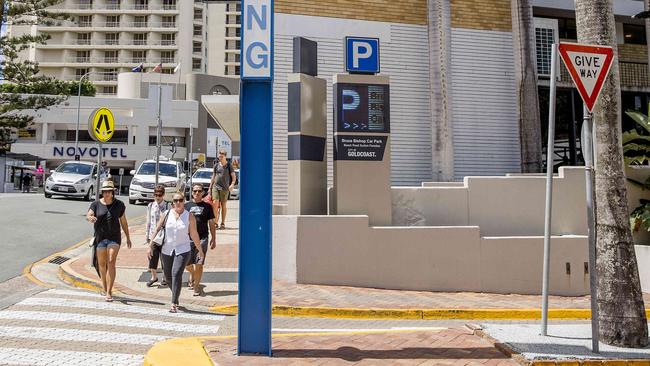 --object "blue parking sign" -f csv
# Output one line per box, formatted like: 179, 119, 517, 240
345, 37, 380, 74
